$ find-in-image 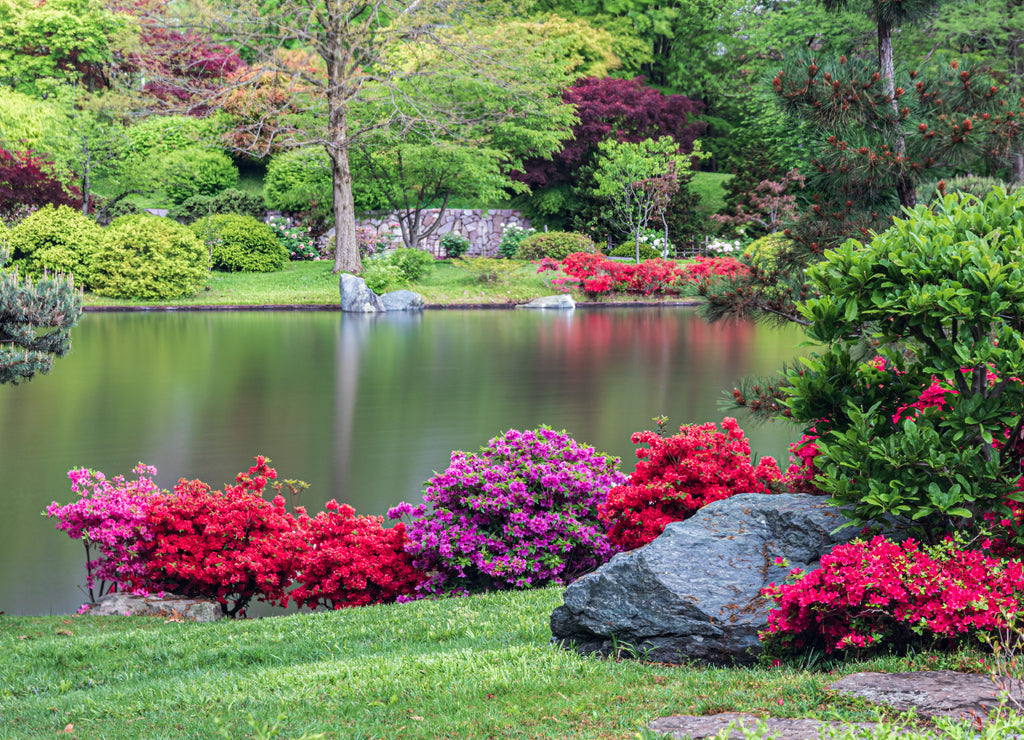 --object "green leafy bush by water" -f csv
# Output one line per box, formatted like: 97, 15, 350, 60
361, 248, 435, 293
91, 214, 209, 300
191, 214, 288, 273
264, 147, 332, 222
514, 231, 597, 260
170, 188, 266, 223
7, 204, 102, 288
